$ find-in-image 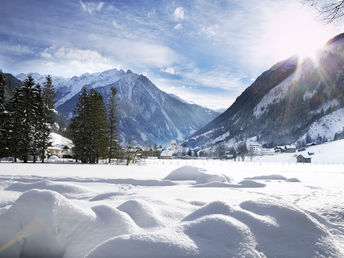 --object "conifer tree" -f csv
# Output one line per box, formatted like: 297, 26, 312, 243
88, 89, 108, 163
0, 72, 9, 159
16, 75, 36, 162
70, 88, 108, 163
70, 87, 89, 163
42, 75, 55, 110
107, 87, 121, 163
